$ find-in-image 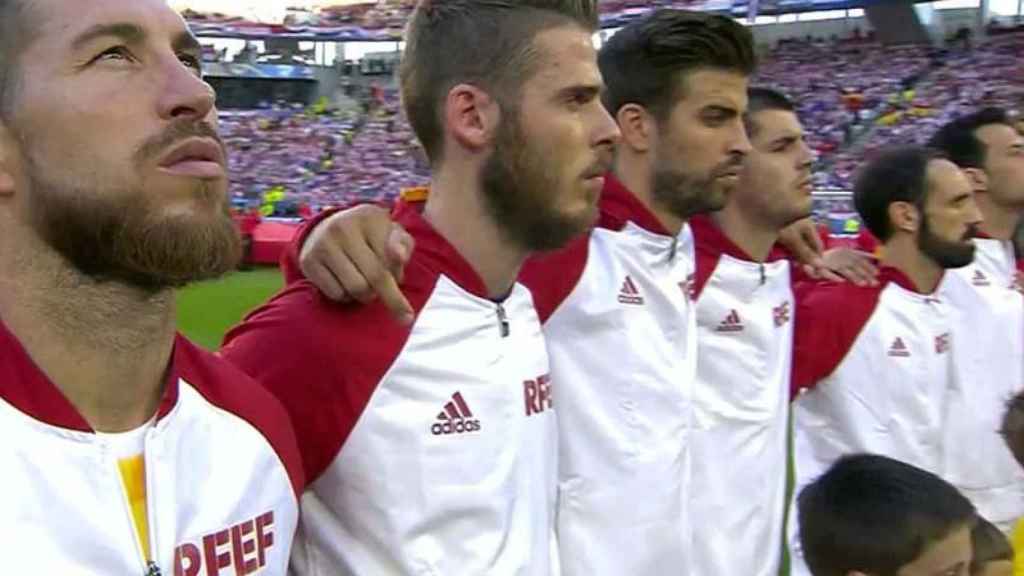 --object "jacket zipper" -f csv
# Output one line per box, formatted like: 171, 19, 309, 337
111, 447, 159, 576
143, 430, 162, 576
496, 303, 510, 338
